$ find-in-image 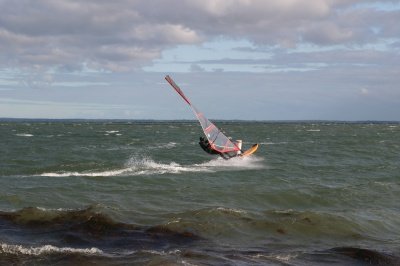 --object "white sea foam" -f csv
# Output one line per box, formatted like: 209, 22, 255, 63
40, 168, 130, 177
166, 218, 182, 225
139, 249, 181, 256
40, 157, 208, 177
307, 129, 320, 132
16, 133, 34, 137
260, 141, 288, 145
373, 181, 396, 188
124, 157, 211, 175
181, 260, 198, 266
196, 155, 265, 170
36, 207, 76, 212
0, 243, 102, 256
273, 209, 295, 214
215, 207, 247, 214
39, 154, 264, 177
149, 142, 177, 149
119, 249, 182, 257
251, 253, 298, 262
154, 142, 177, 149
